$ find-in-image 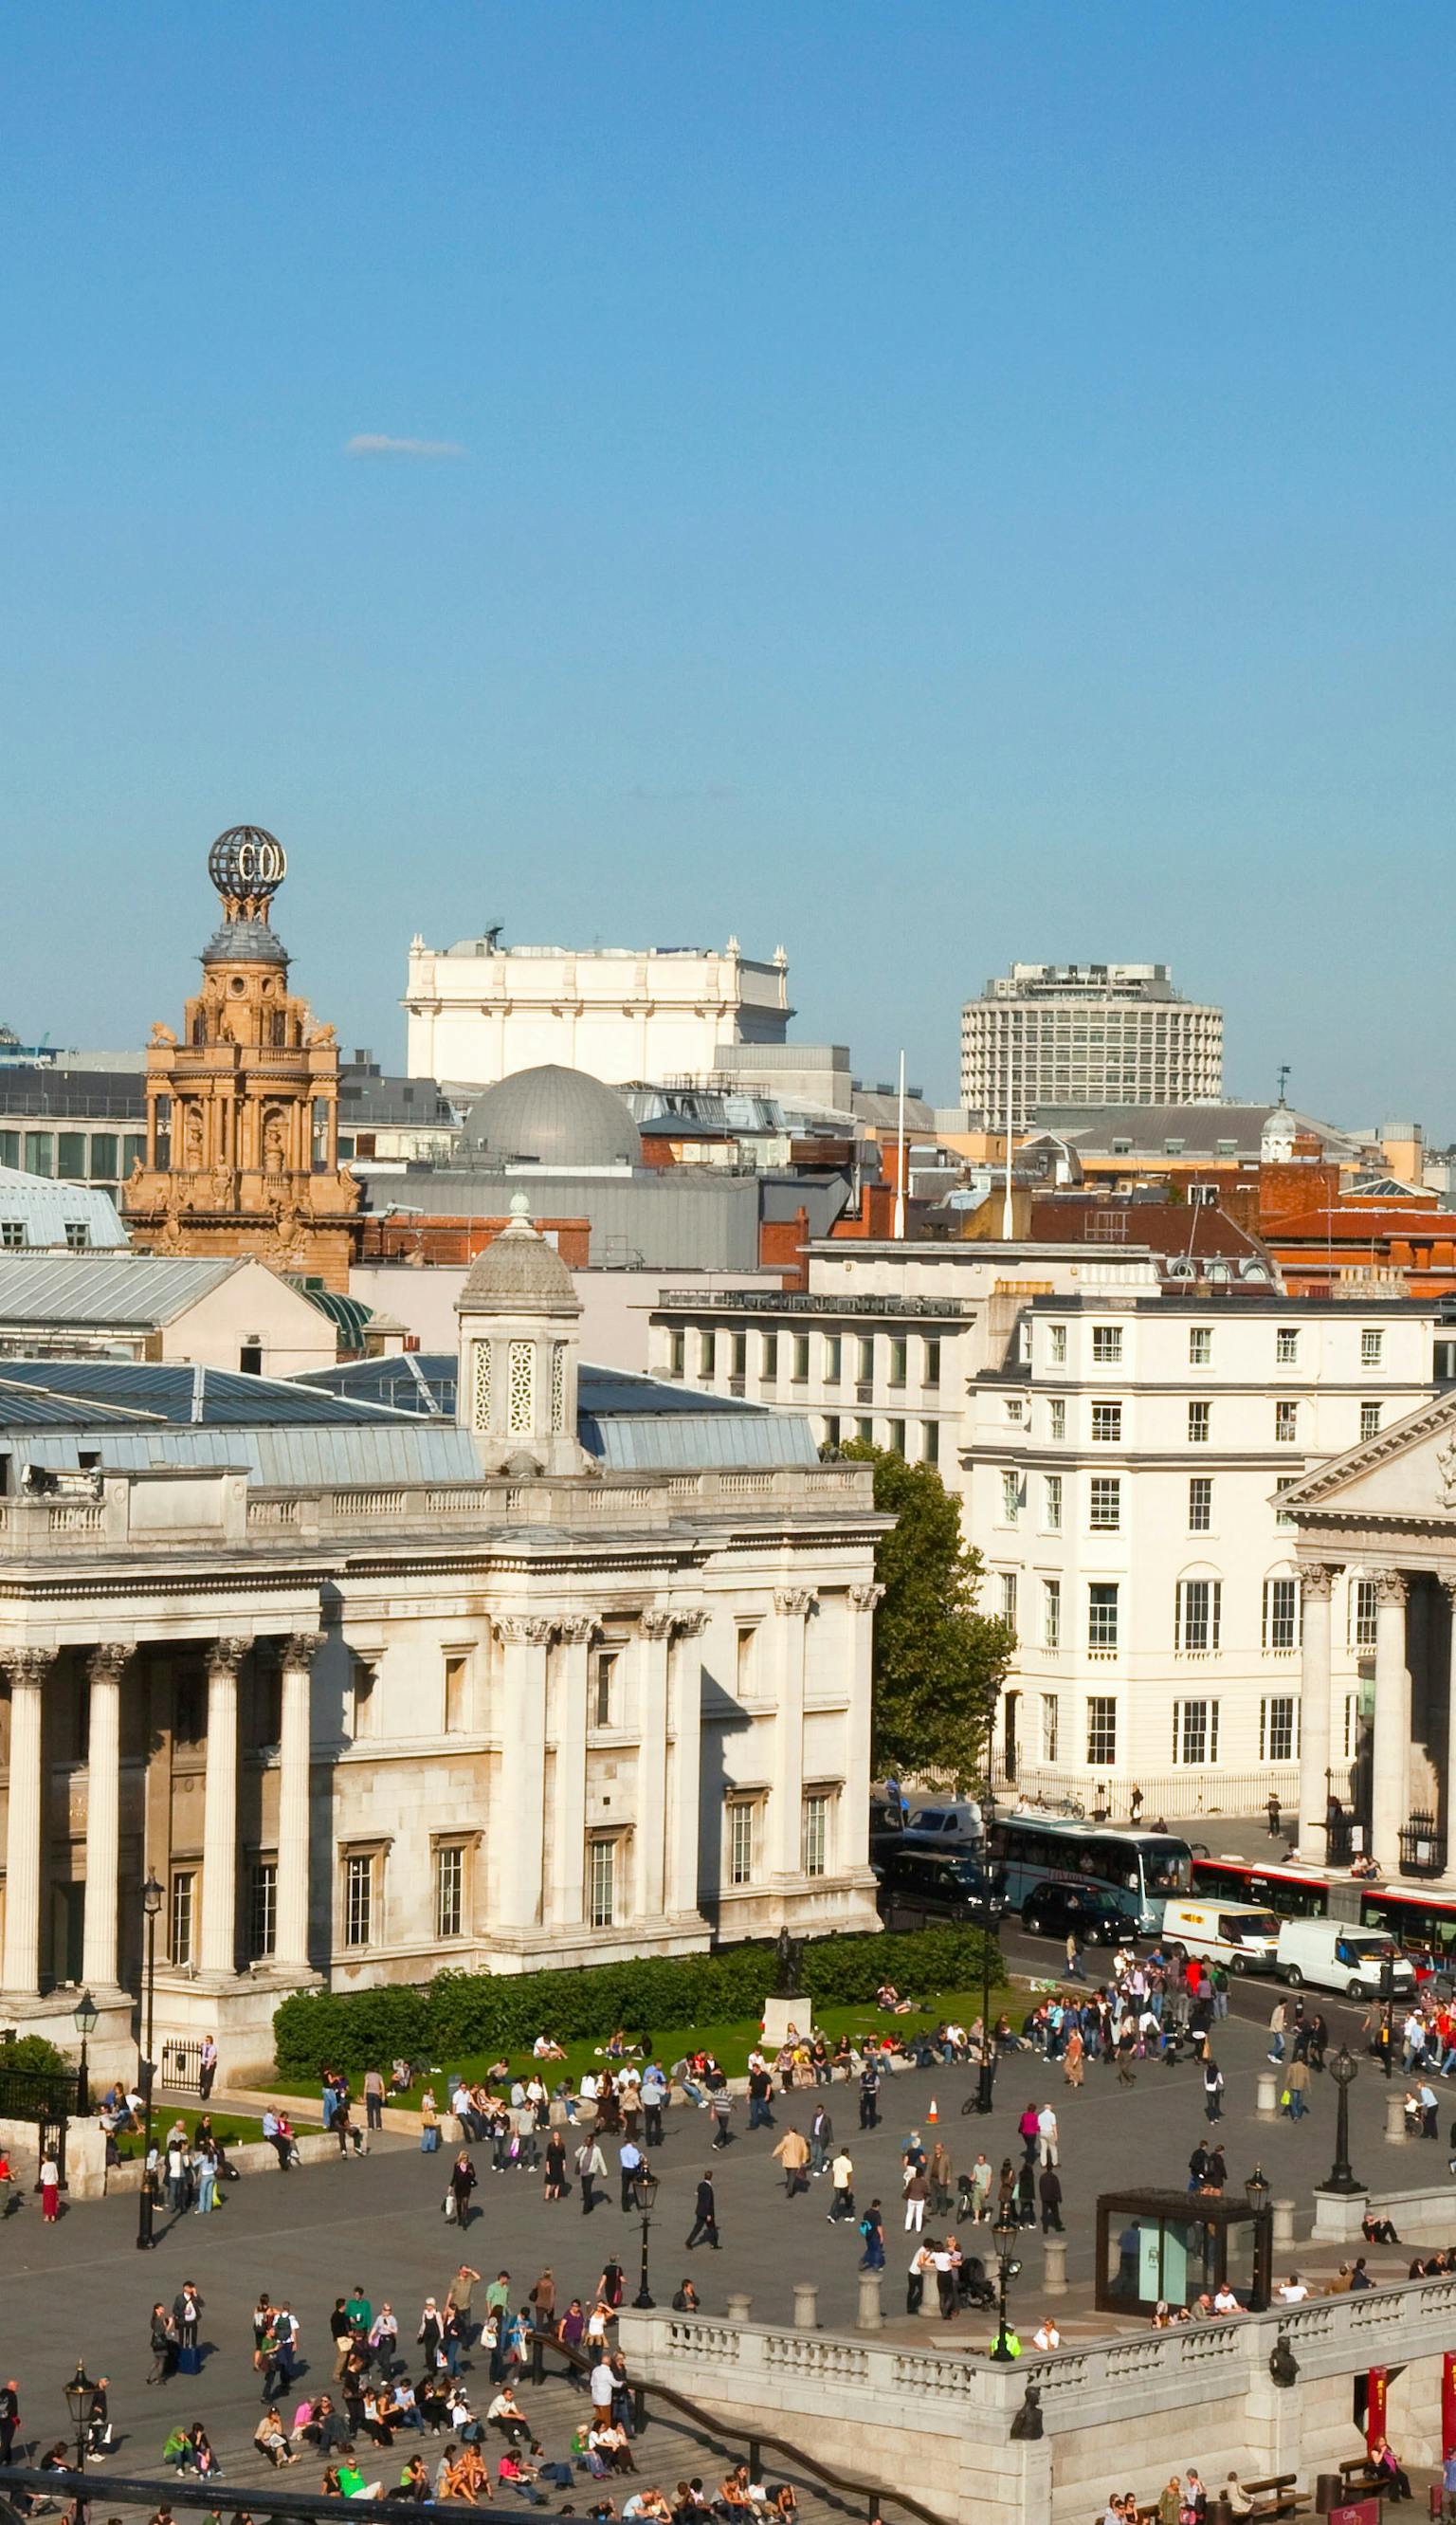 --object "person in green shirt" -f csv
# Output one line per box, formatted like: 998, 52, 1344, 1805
485, 2269, 512, 2318
345, 2285, 373, 2333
